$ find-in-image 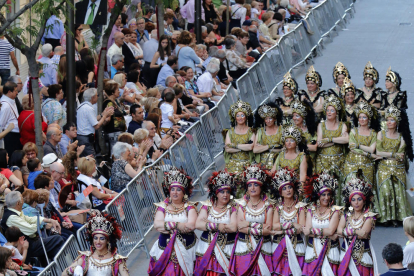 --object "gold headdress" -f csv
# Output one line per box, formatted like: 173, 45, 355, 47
283, 72, 298, 93
384, 104, 401, 122
229, 100, 252, 123
208, 170, 235, 193
313, 171, 338, 196
243, 164, 267, 185
164, 167, 191, 191
340, 77, 356, 97
343, 176, 371, 202
305, 66, 321, 87
363, 61, 379, 84
258, 104, 278, 119
323, 95, 342, 112
271, 168, 298, 192
385, 67, 399, 88
353, 101, 373, 119
87, 211, 115, 237
291, 99, 307, 118
333, 62, 350, 84
281, 125, 302, 143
